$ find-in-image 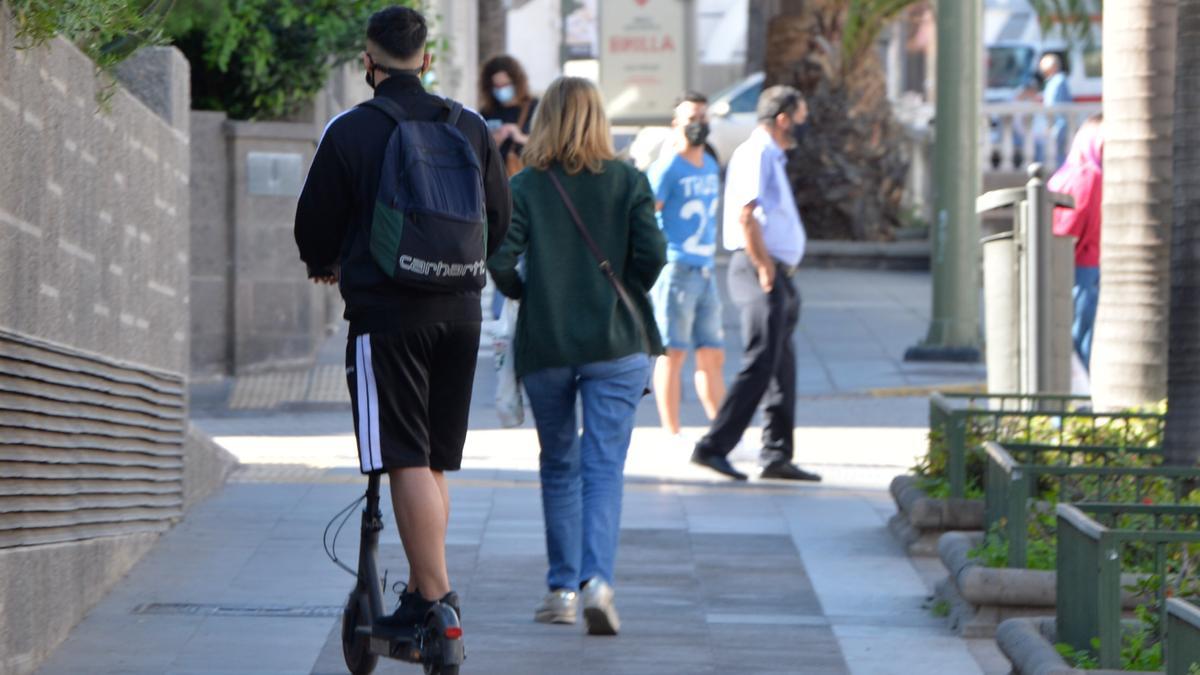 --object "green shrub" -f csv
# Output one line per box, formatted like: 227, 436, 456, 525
164, 0, 422, 120
6, 0, 171, 87
1055, 604, 1167, 672
911, 400, 1167, 500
